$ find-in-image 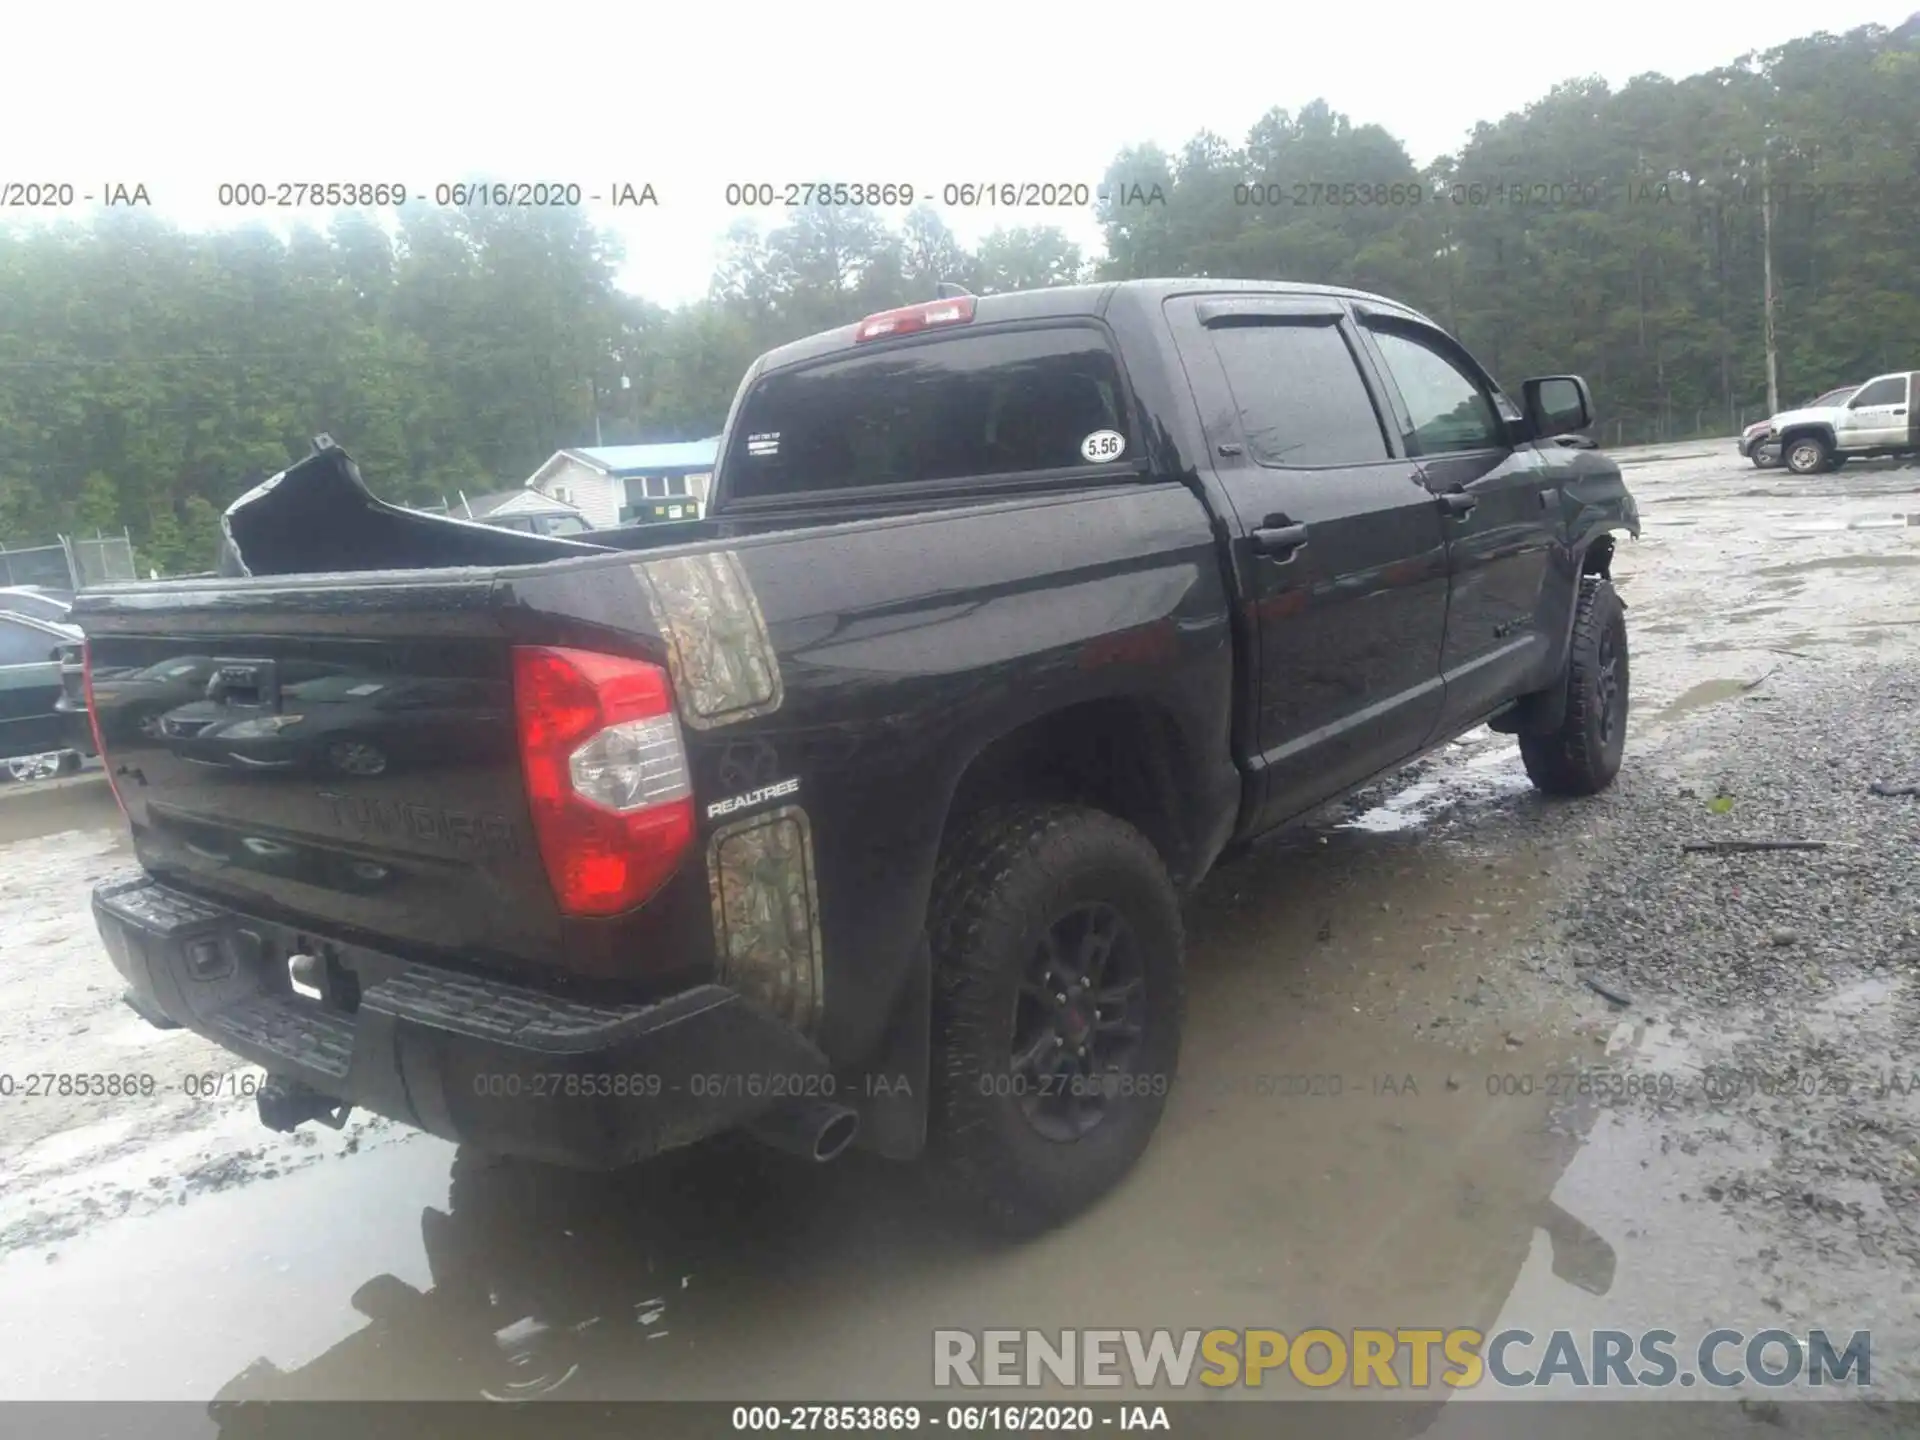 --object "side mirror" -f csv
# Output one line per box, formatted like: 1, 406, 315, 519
1522, 376, 1594, 440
